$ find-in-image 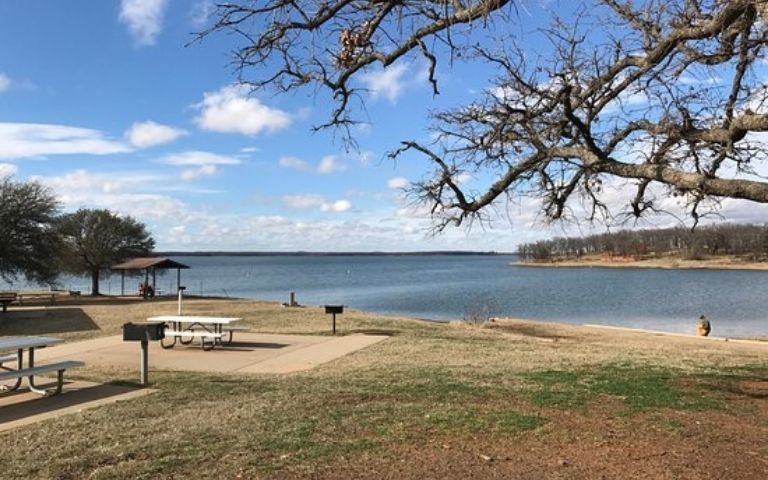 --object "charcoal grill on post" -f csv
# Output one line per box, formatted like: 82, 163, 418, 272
123, 322, 165, 385
324, 305, 344, 335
